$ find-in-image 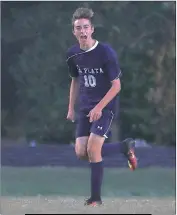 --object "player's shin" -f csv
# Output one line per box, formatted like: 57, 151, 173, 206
101, 141, 123, 157
90, 161, 103, 201
87, 134, 105, 201
101, 138, 135, 157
